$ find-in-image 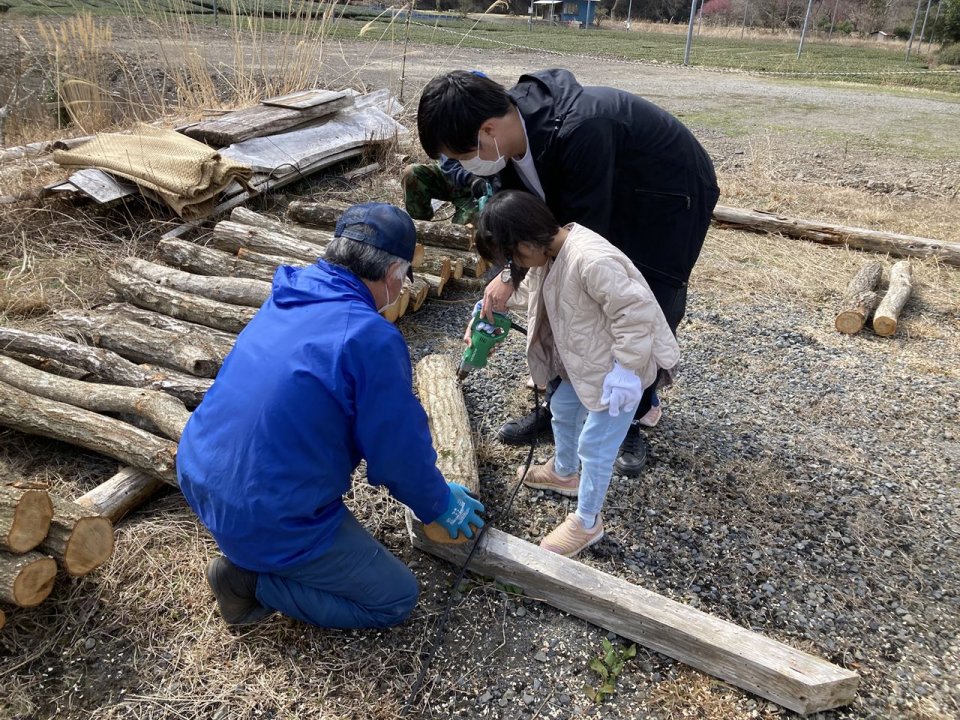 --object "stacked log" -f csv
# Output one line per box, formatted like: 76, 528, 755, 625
0, 484, 115, 626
